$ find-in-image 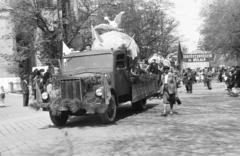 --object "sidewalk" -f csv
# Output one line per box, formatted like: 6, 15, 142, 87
0, 94, 51, 156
